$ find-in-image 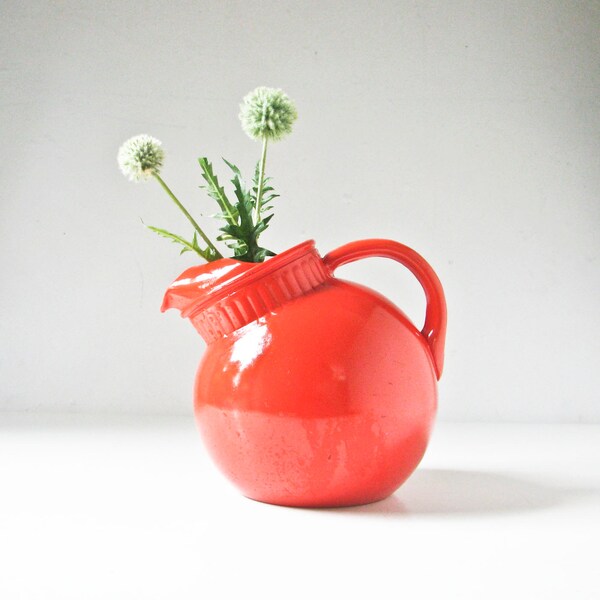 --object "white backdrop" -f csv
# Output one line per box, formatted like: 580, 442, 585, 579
1, 1, 598, 422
